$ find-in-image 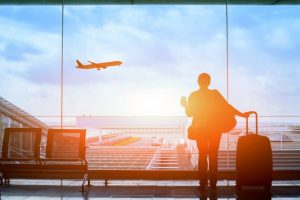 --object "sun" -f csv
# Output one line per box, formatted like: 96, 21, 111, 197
123, 89, 181, 116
